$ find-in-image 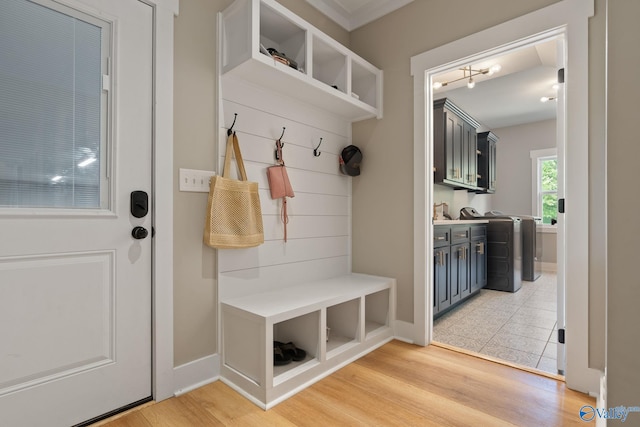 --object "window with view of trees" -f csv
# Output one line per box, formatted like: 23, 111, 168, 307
531, 148, 558, 225
539, 157, 558, 224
